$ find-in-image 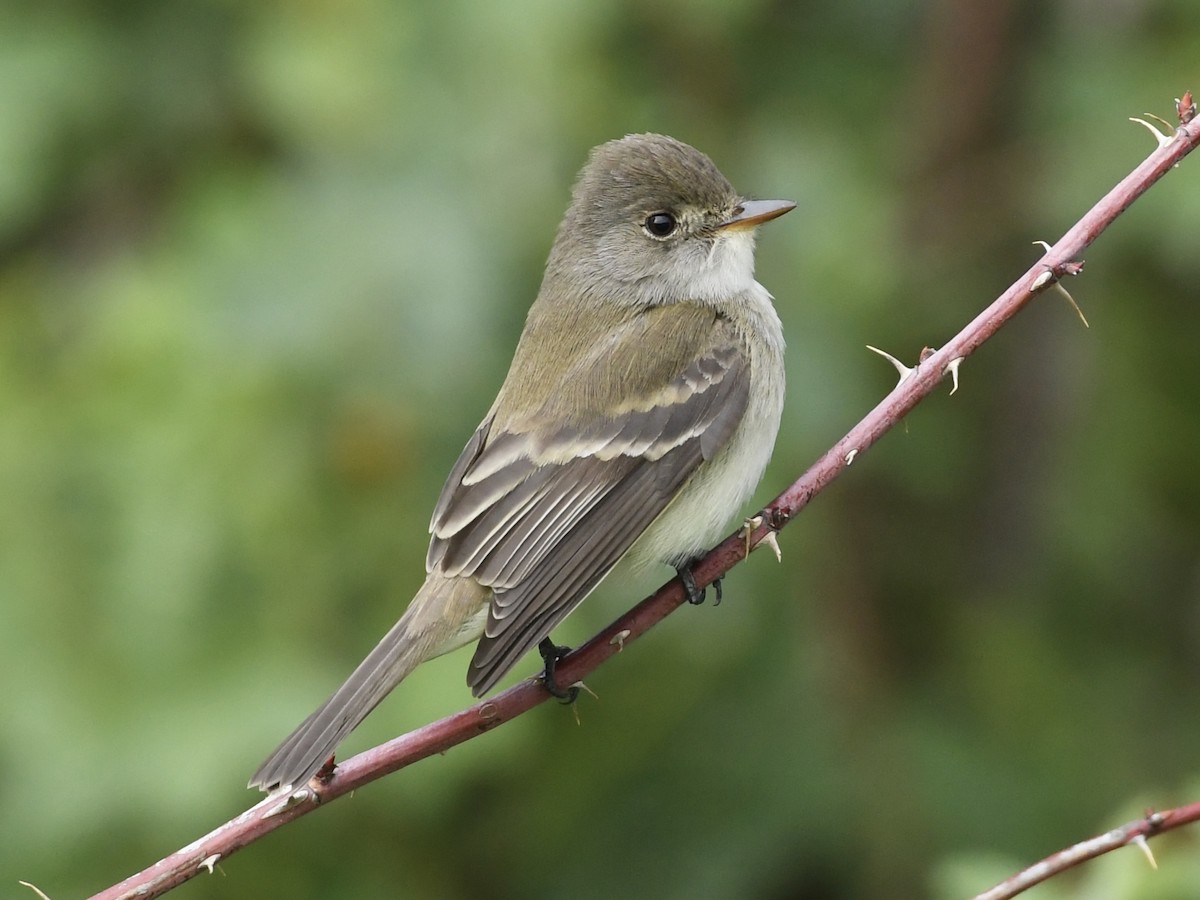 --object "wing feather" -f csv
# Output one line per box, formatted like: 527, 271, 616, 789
425, 306, 751, 695
467, 440, 701, 692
